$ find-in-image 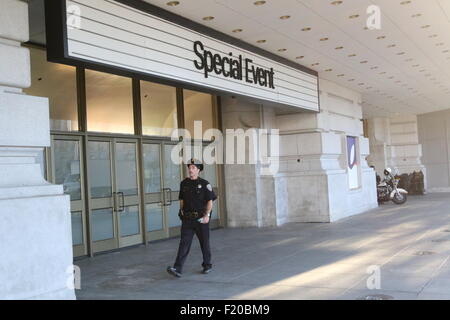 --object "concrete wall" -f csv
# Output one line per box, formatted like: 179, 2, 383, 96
221, 78, 377, 226
276, 79, 377, 223
417, 110, 450, 192
366, 115, 425, 182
